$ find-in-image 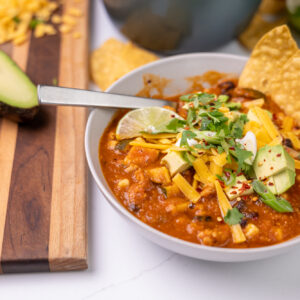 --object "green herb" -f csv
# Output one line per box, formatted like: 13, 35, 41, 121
200, 110, 228, 124
194, 143, 216, 150
196, 93, 216, 105
13, 16, 20, 23
179, 94, 193, 102
218, 95, 229, 103
29, 19, 43, 29
252, 180, 293, 213
166, 118, 186, 132
182, 151, 196, 165
230, 114, 248, 139
218, 169, 237, 186
224, 208, 244, 225
187, 108, 196, 125
158, 186, 167, 198
231, 146, 253, 172
180, 130, 196, 147
115, 139, 131, 151
226, 102, 241, 110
